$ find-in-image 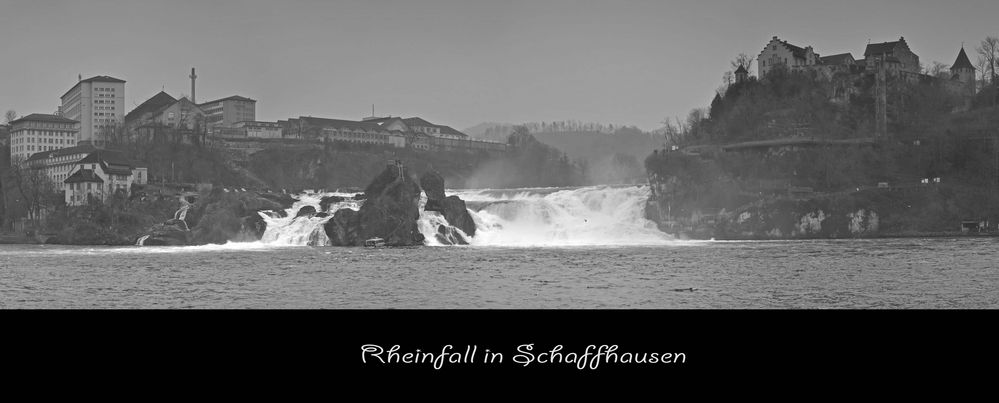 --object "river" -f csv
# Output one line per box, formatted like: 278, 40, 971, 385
2, 185, 997, 308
